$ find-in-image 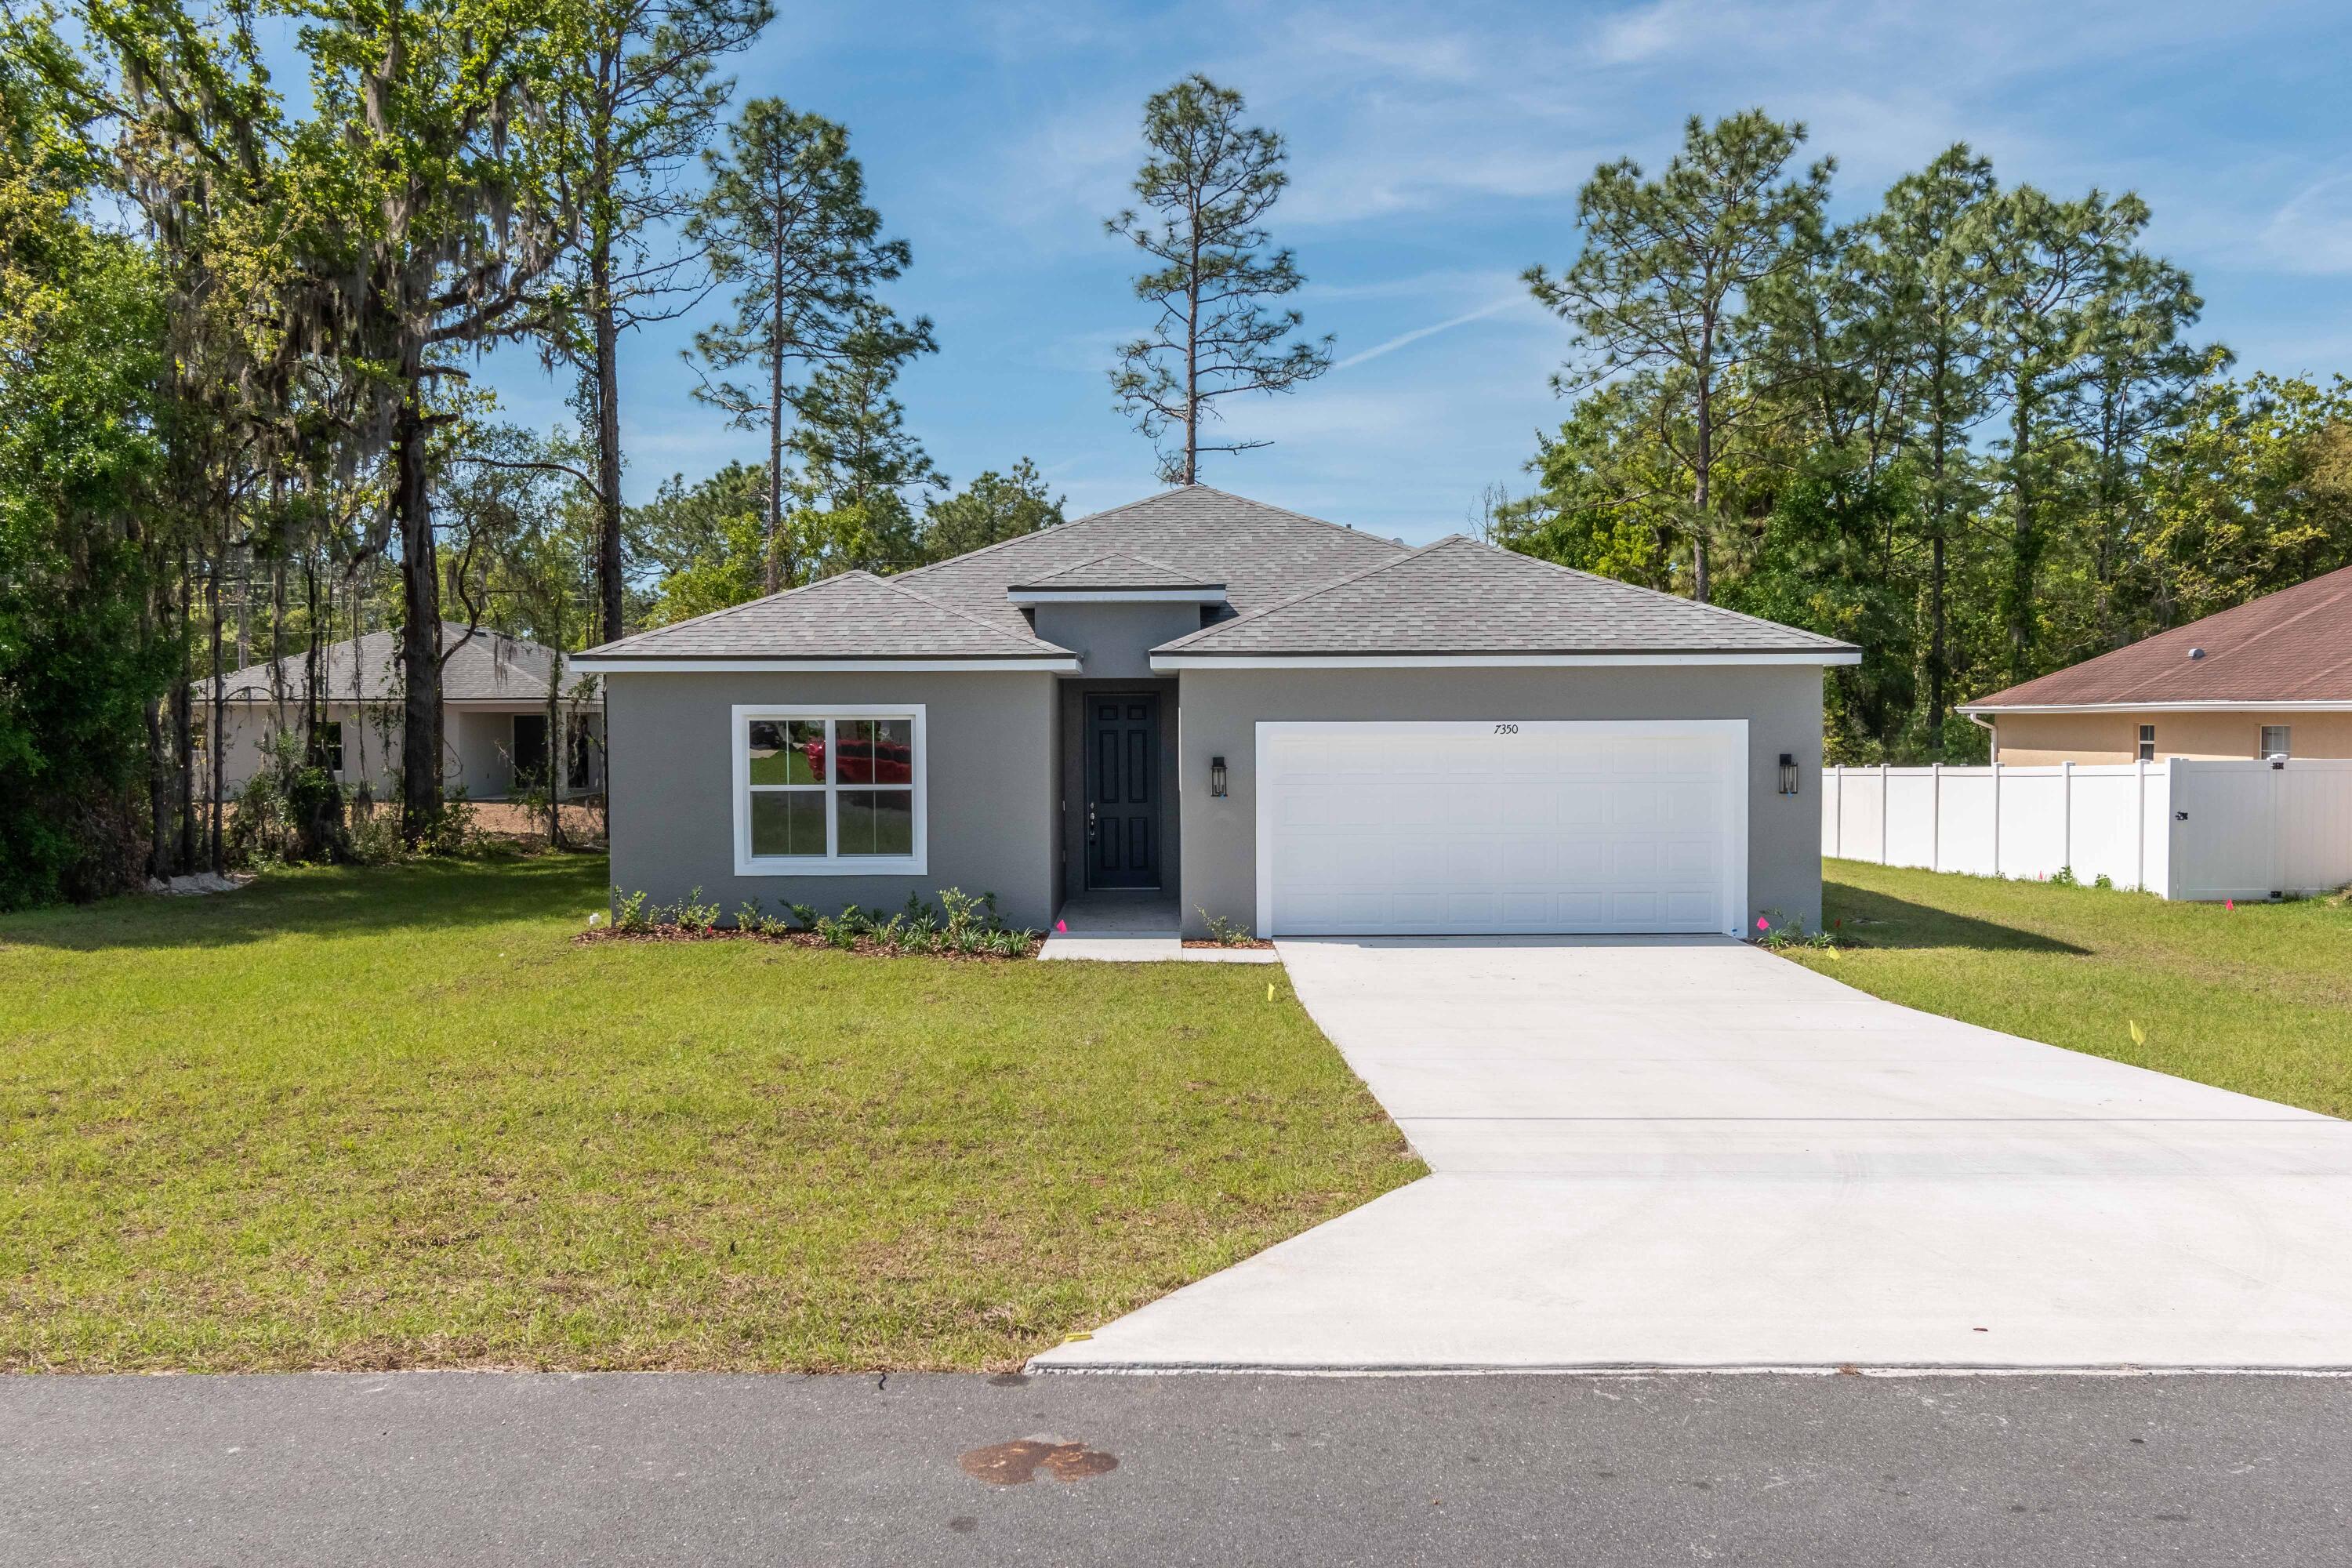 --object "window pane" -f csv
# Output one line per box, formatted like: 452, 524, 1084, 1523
749, 719, 826, 784
838, 789, 914, 856
834, 718, 913, 784
2262, 726, 2291, 758
750, 790, 826, 857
